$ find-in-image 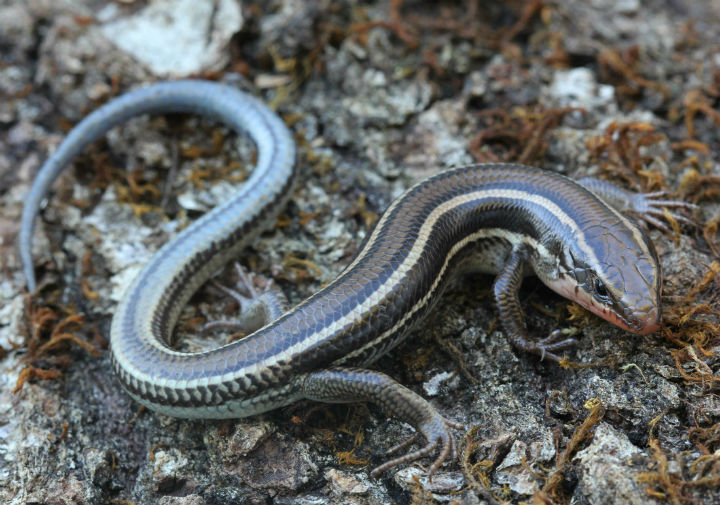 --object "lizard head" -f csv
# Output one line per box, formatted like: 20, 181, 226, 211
542, 221, 661, 335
